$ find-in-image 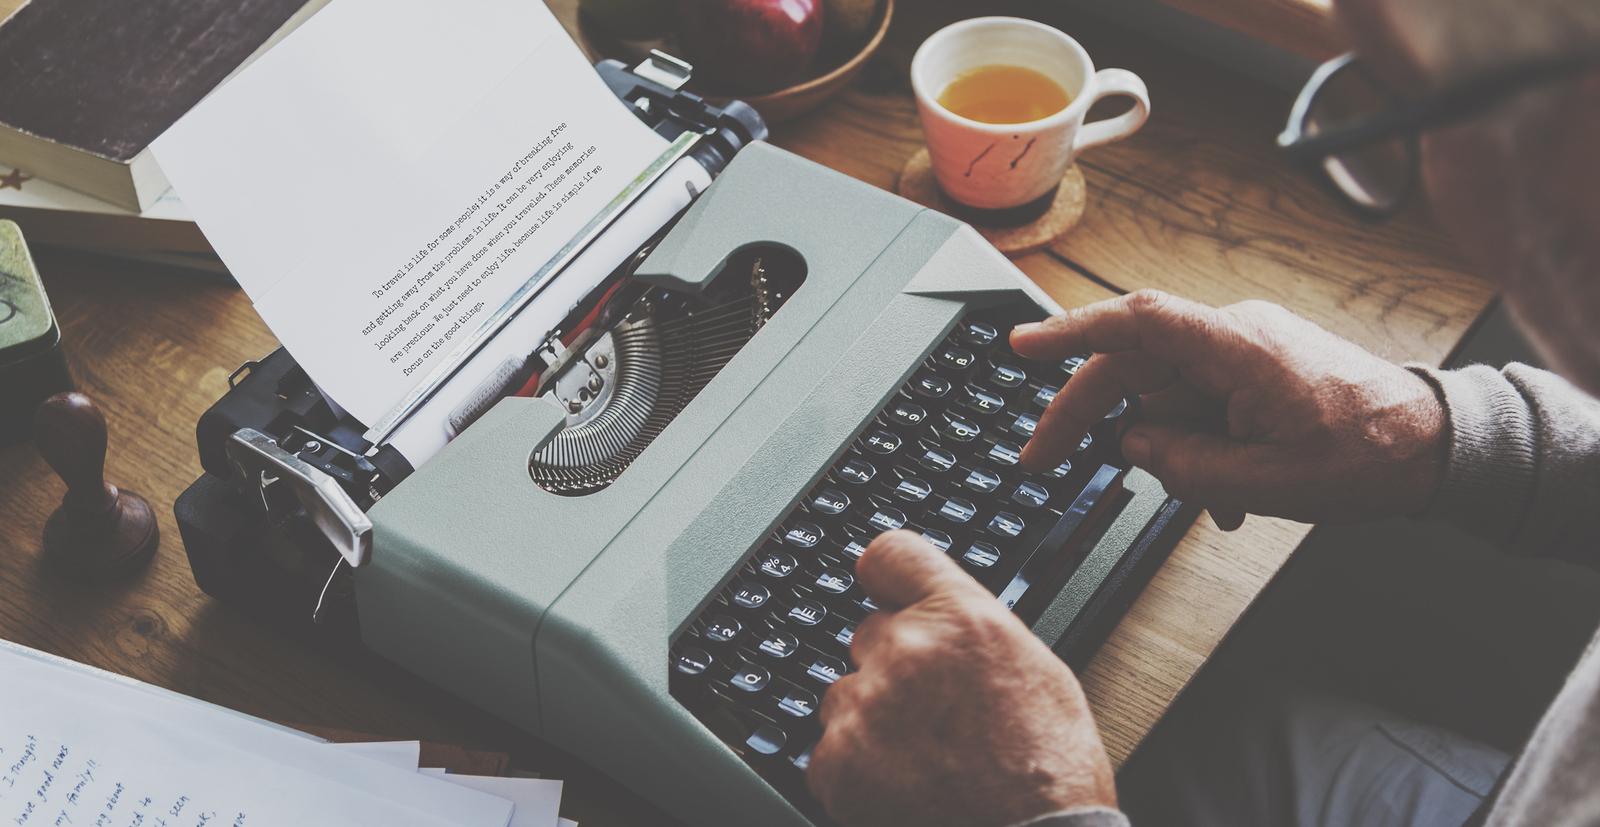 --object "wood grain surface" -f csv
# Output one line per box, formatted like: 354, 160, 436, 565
0, 1, 1494, 824
1158, 0, 1342, 59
